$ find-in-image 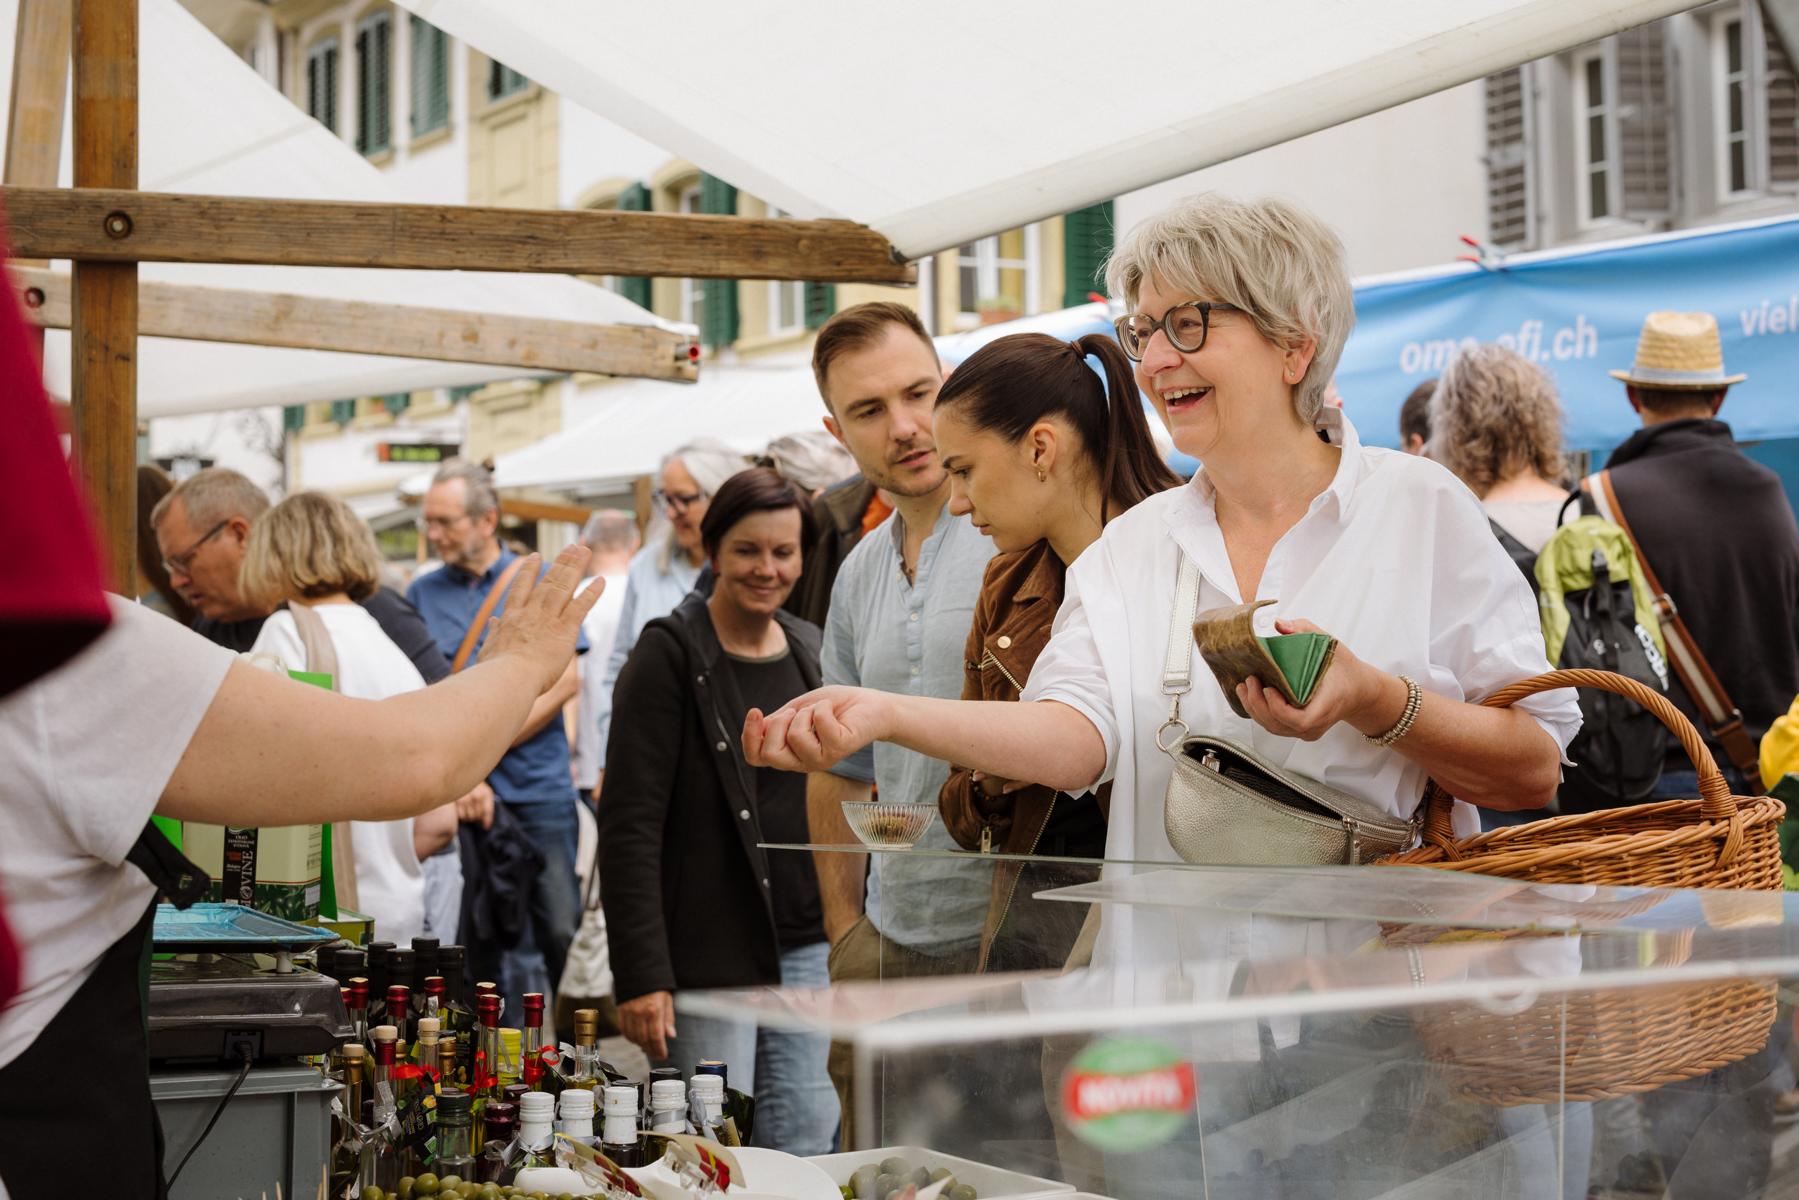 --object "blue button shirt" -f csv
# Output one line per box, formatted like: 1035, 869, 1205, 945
407, 548, 588, 803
